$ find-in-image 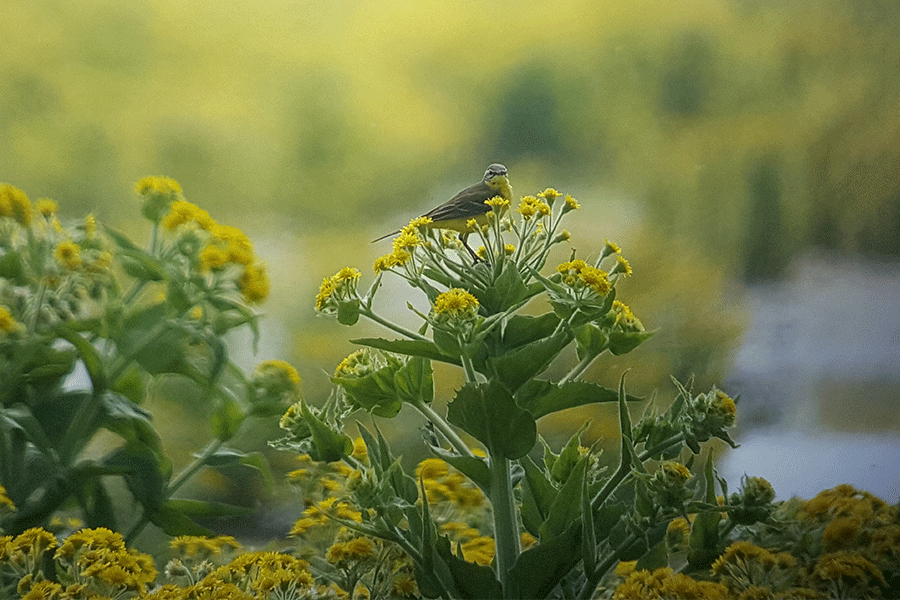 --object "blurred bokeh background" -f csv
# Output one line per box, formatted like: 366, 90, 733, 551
3, 0, 899, 529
